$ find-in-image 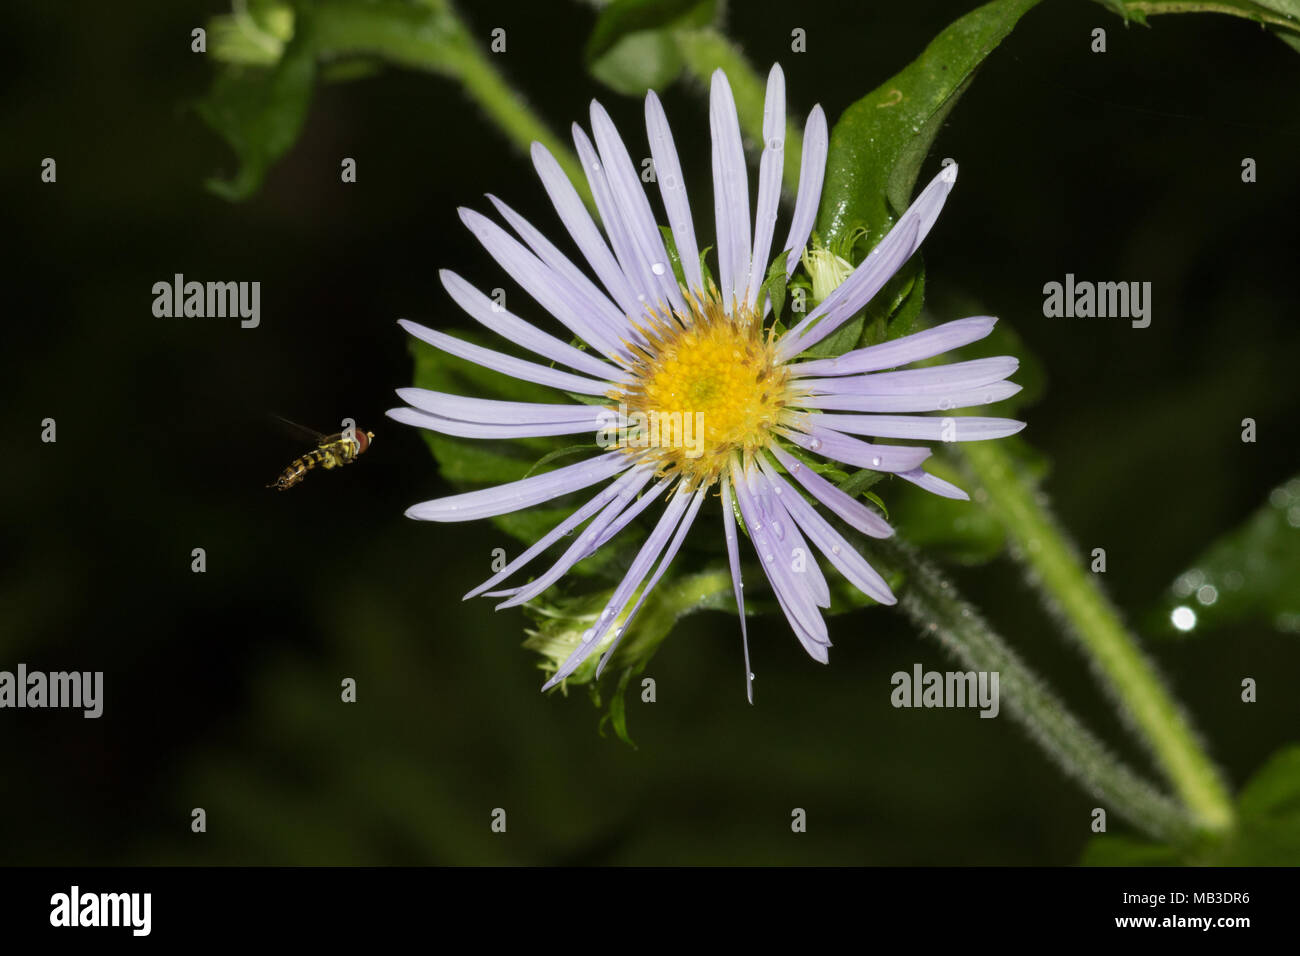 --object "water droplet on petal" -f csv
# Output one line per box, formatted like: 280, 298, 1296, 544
651, 261, 667, 276
871, 456, 882, 468
831, 544, 841, 556
768, 137, 783, 151
809, 438, 822, 451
